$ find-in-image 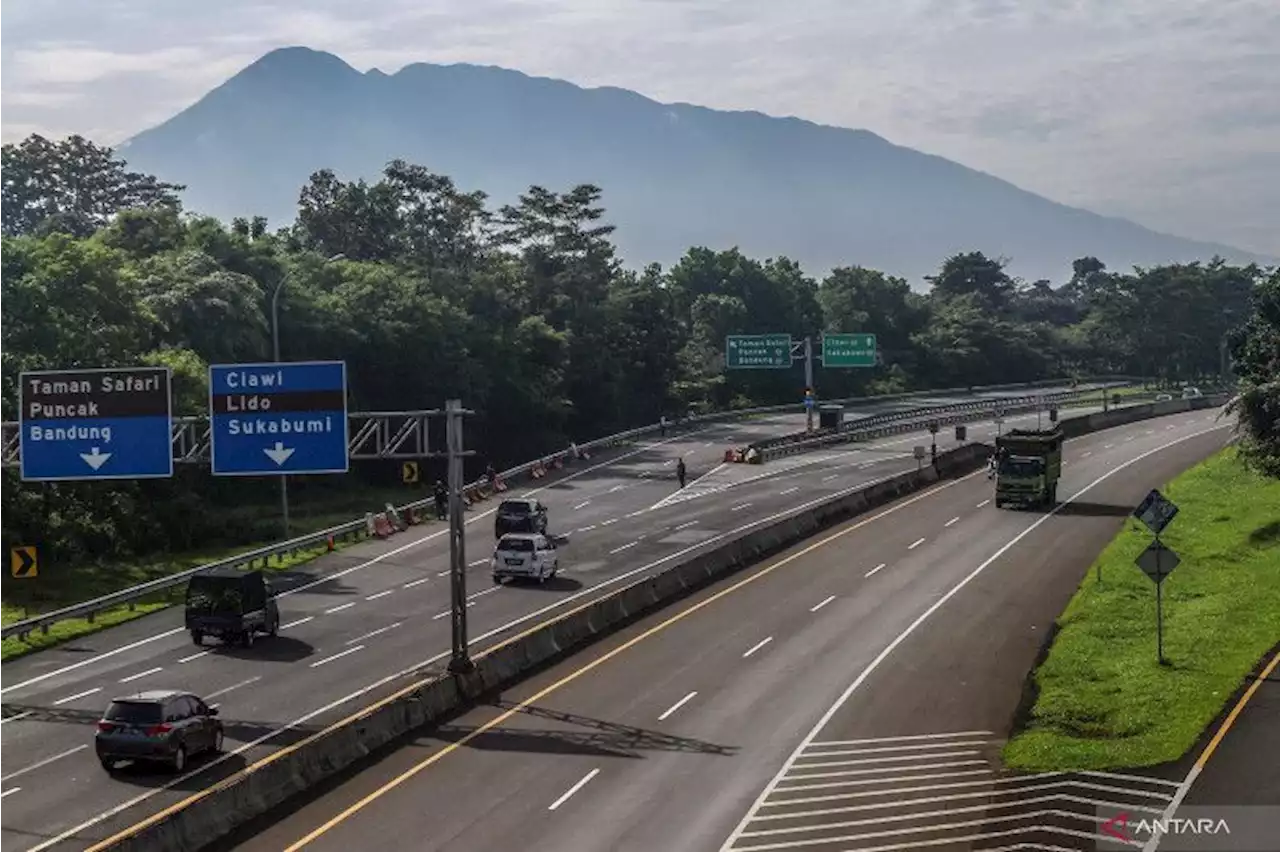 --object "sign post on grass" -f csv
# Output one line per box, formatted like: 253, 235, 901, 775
1132, 488, 1182, 665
